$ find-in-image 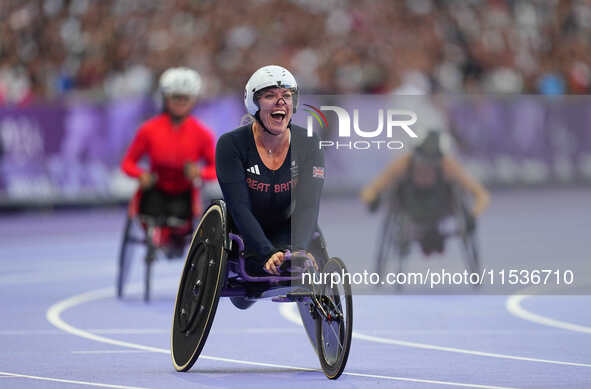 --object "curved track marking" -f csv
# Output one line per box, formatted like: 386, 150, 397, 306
506, 294, 591, 334
46, 286, 318, 369
46, 286, 517, 388
279, 303, 591, 368
0, 371, 149, 389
